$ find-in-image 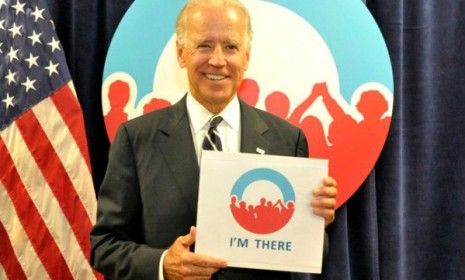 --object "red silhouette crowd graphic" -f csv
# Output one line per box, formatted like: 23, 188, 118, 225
230, 196, 295, 234
104, 77, 391, 207
238, 78, 391, 207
